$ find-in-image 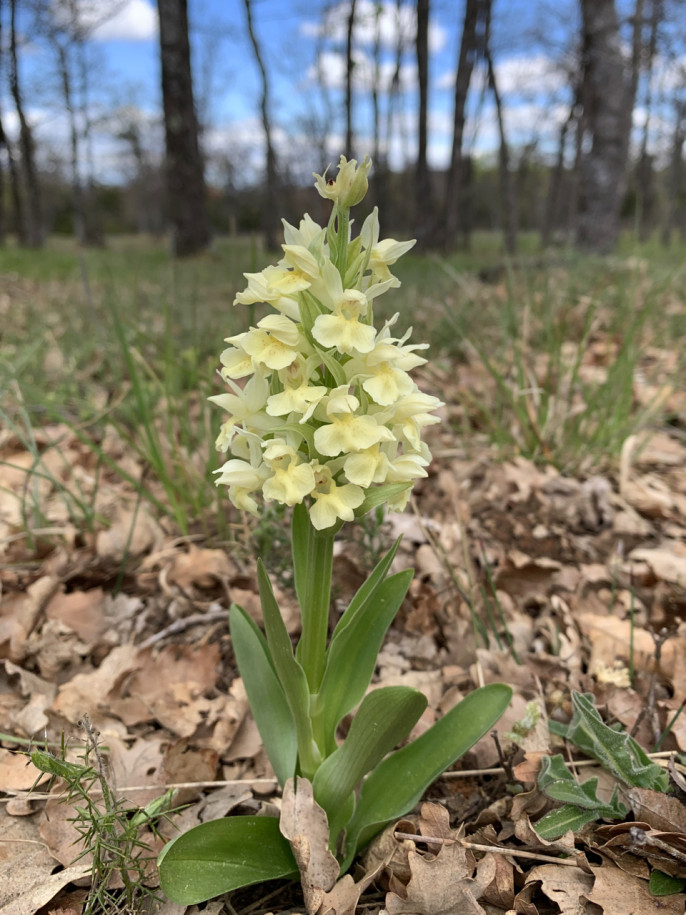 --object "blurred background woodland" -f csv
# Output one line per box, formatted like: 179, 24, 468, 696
0, 0, 685, 258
